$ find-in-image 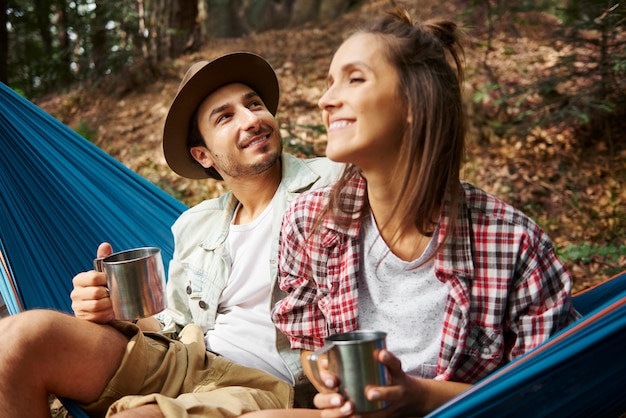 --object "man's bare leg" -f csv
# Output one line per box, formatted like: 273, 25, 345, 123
0, 309, 128, 417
